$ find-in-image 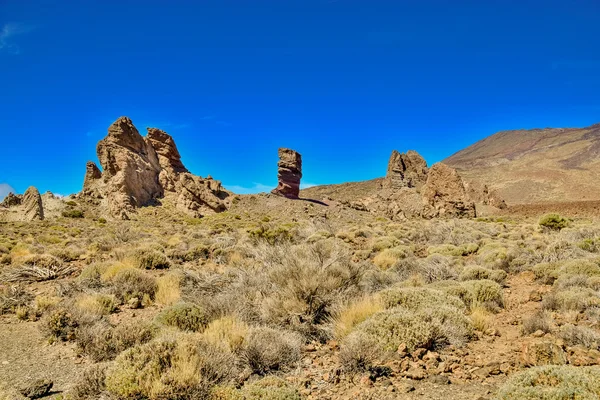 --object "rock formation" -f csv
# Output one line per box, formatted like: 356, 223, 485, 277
81, 117, 229, 219
421, 163, 476, 218
1, 192, 22, 208
383, 150, 429, 190
0, 187, 44, 221
463, 180, 508, 210
271, 148, 302, 199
